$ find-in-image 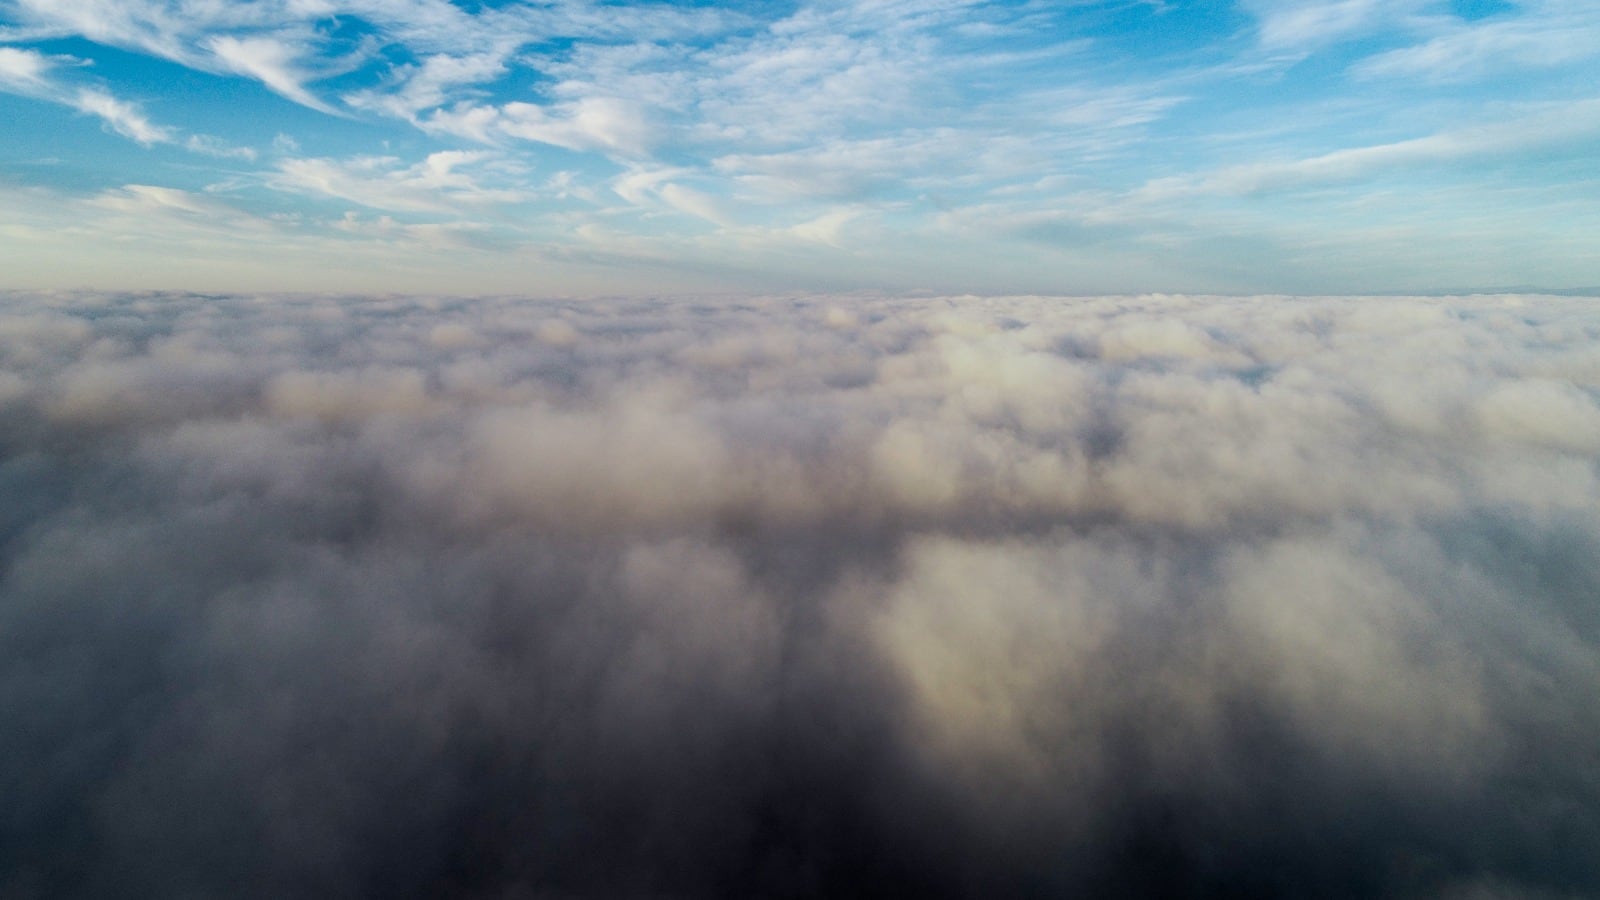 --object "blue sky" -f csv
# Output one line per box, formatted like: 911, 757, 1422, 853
1, 0, 1597, 295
